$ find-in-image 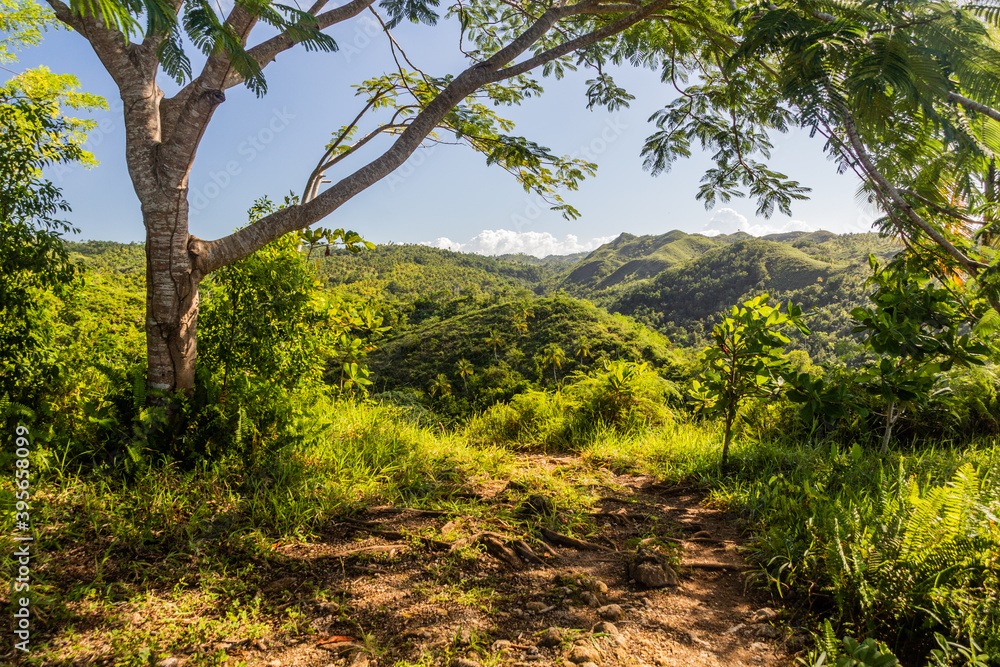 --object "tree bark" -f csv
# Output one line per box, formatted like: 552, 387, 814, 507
144, 199, 202, 393
721, 409, 735, 466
